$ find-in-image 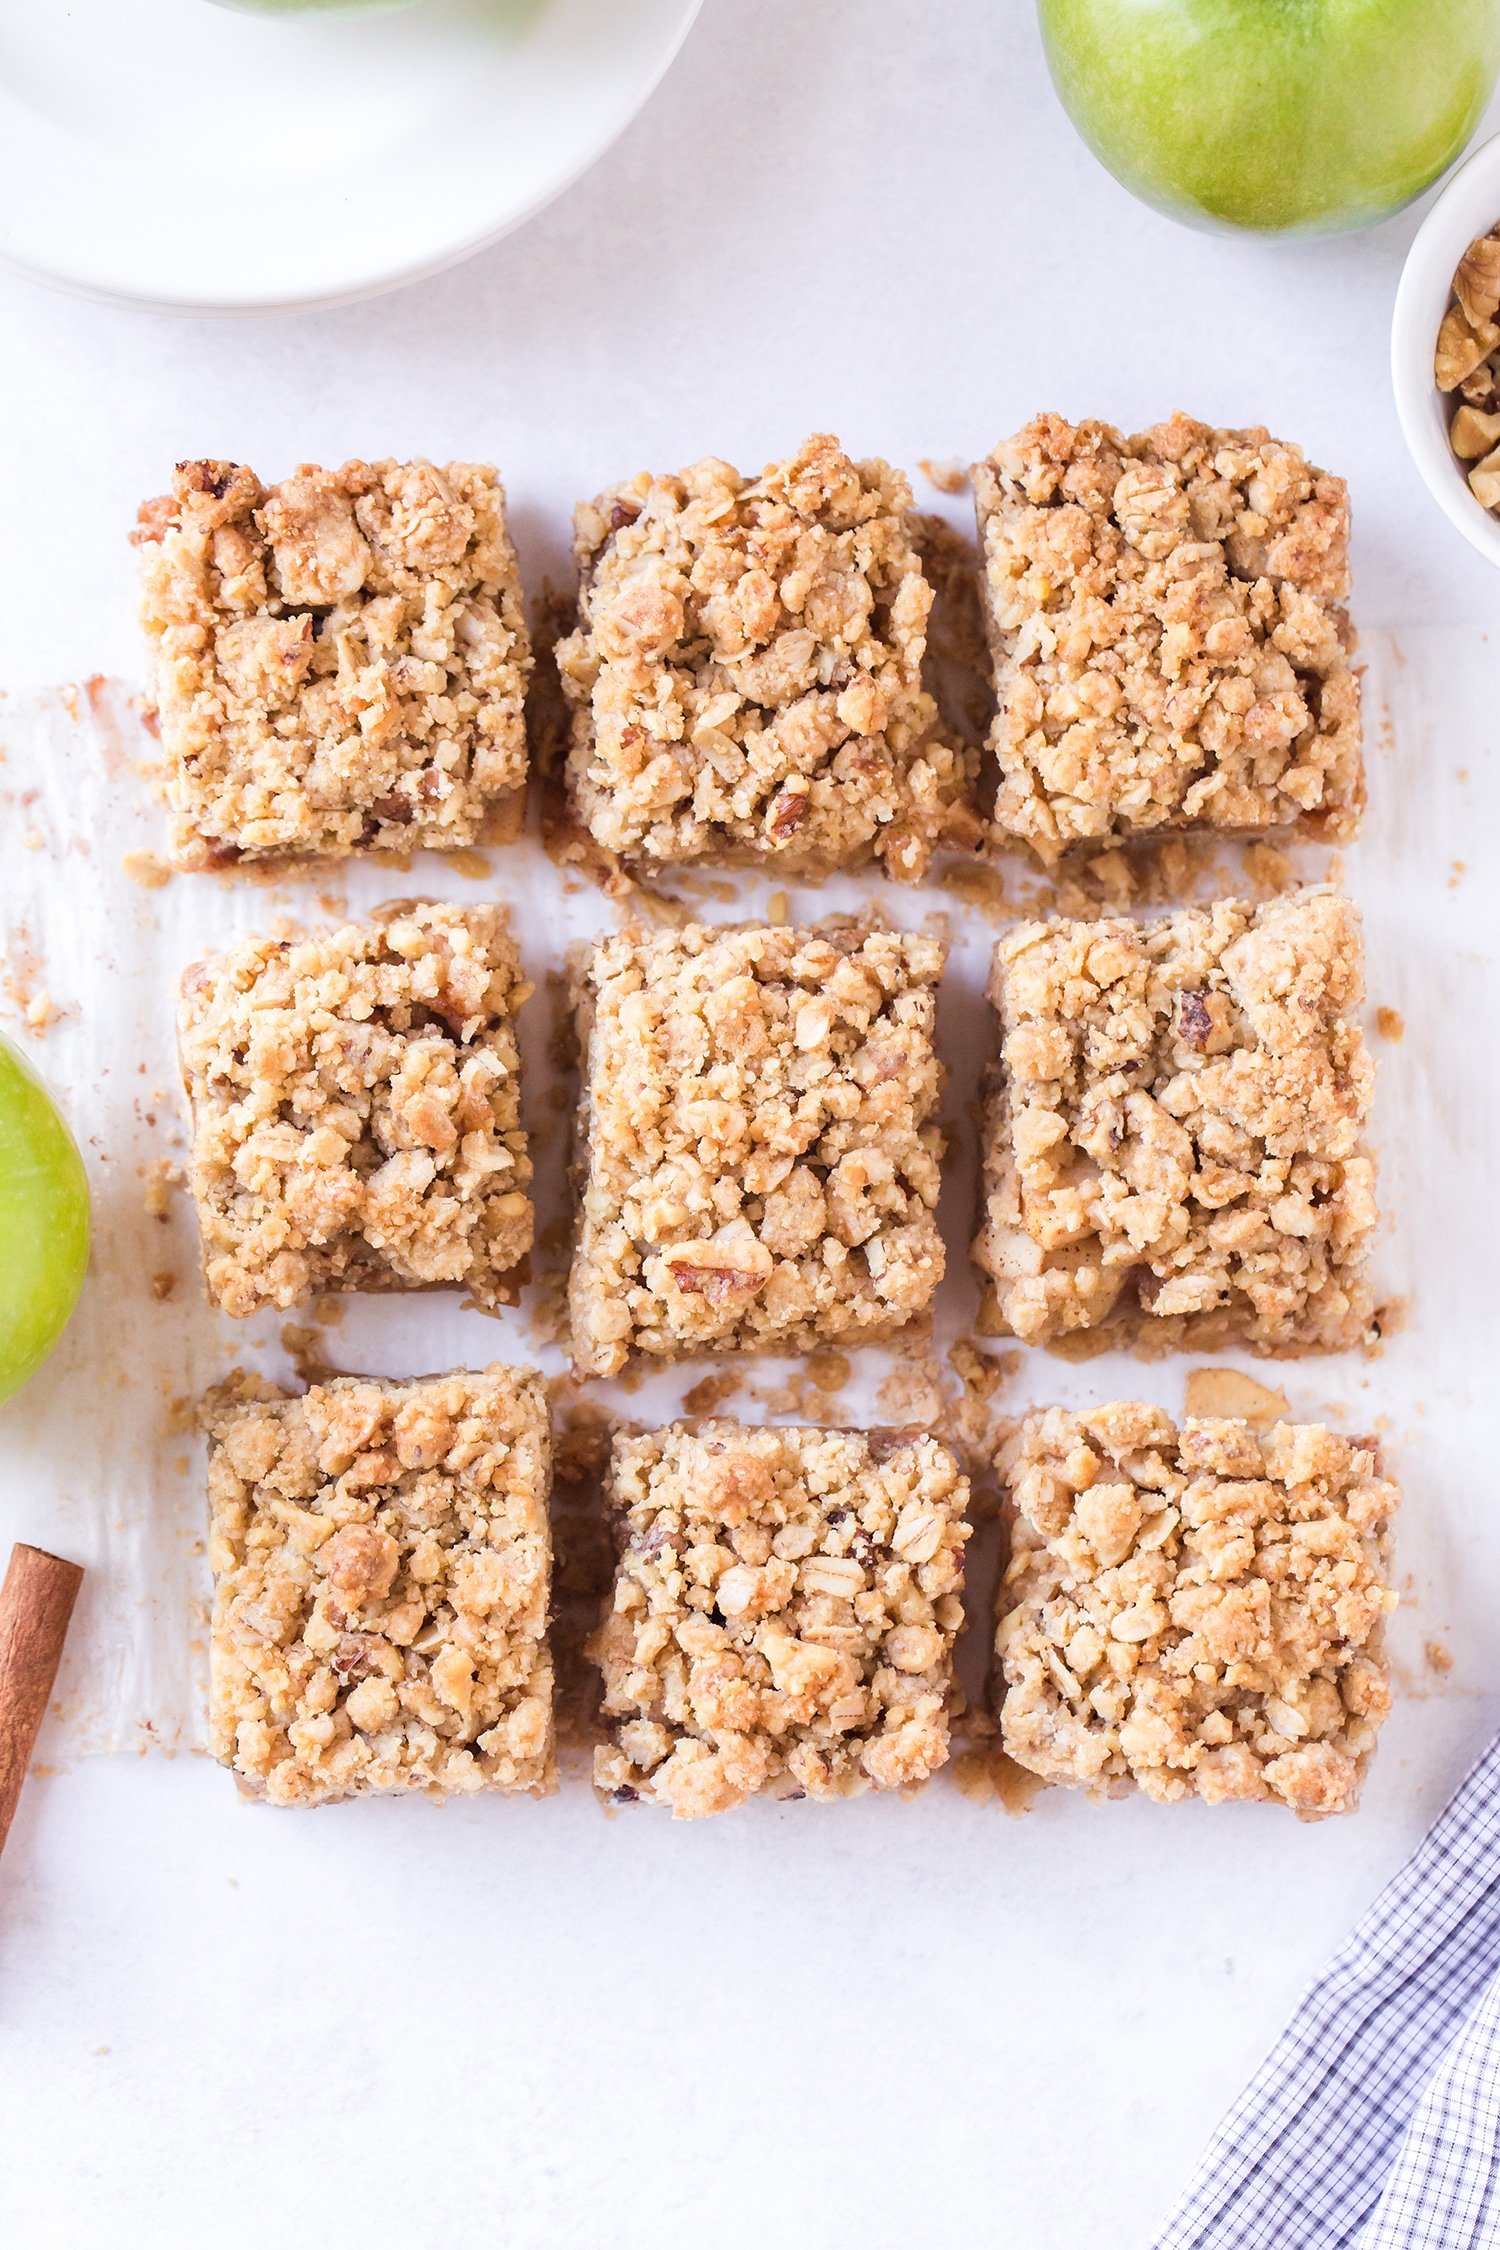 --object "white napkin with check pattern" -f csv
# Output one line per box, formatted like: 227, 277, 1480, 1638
1155, 1732, 1500, 2248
